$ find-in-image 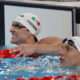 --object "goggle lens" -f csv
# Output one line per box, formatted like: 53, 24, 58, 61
12, 24, 25, 29
63, 38, 76, 48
